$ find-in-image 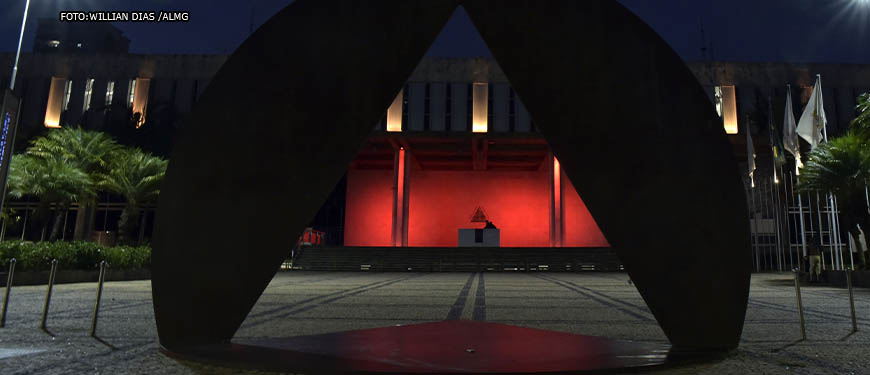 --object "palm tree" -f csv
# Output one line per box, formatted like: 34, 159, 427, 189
798, 134, 870, 269
7, 154, 95, 241
96, 148, 167, 245
27, 127, 121, 240
859, 89, 870, 123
